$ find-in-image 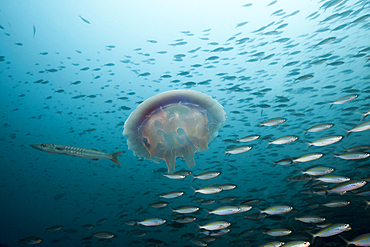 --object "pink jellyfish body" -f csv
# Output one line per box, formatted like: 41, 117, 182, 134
123, 90, 226, 173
